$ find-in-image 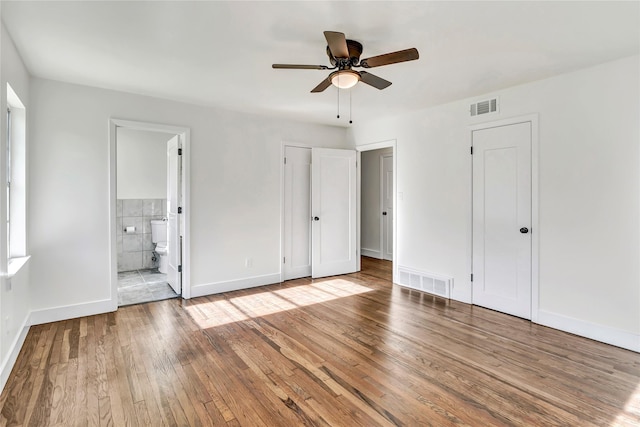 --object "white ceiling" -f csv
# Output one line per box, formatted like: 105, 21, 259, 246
3, 1, 639, 126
